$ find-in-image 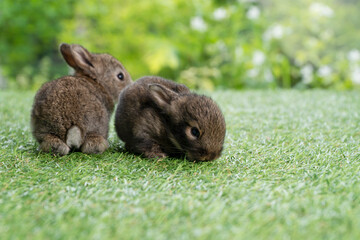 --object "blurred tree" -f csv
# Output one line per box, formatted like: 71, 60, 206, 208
263, 0, 360, 89
0, 0, 75, 89
0, 0, 359, 90
59, 0, 263, 90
